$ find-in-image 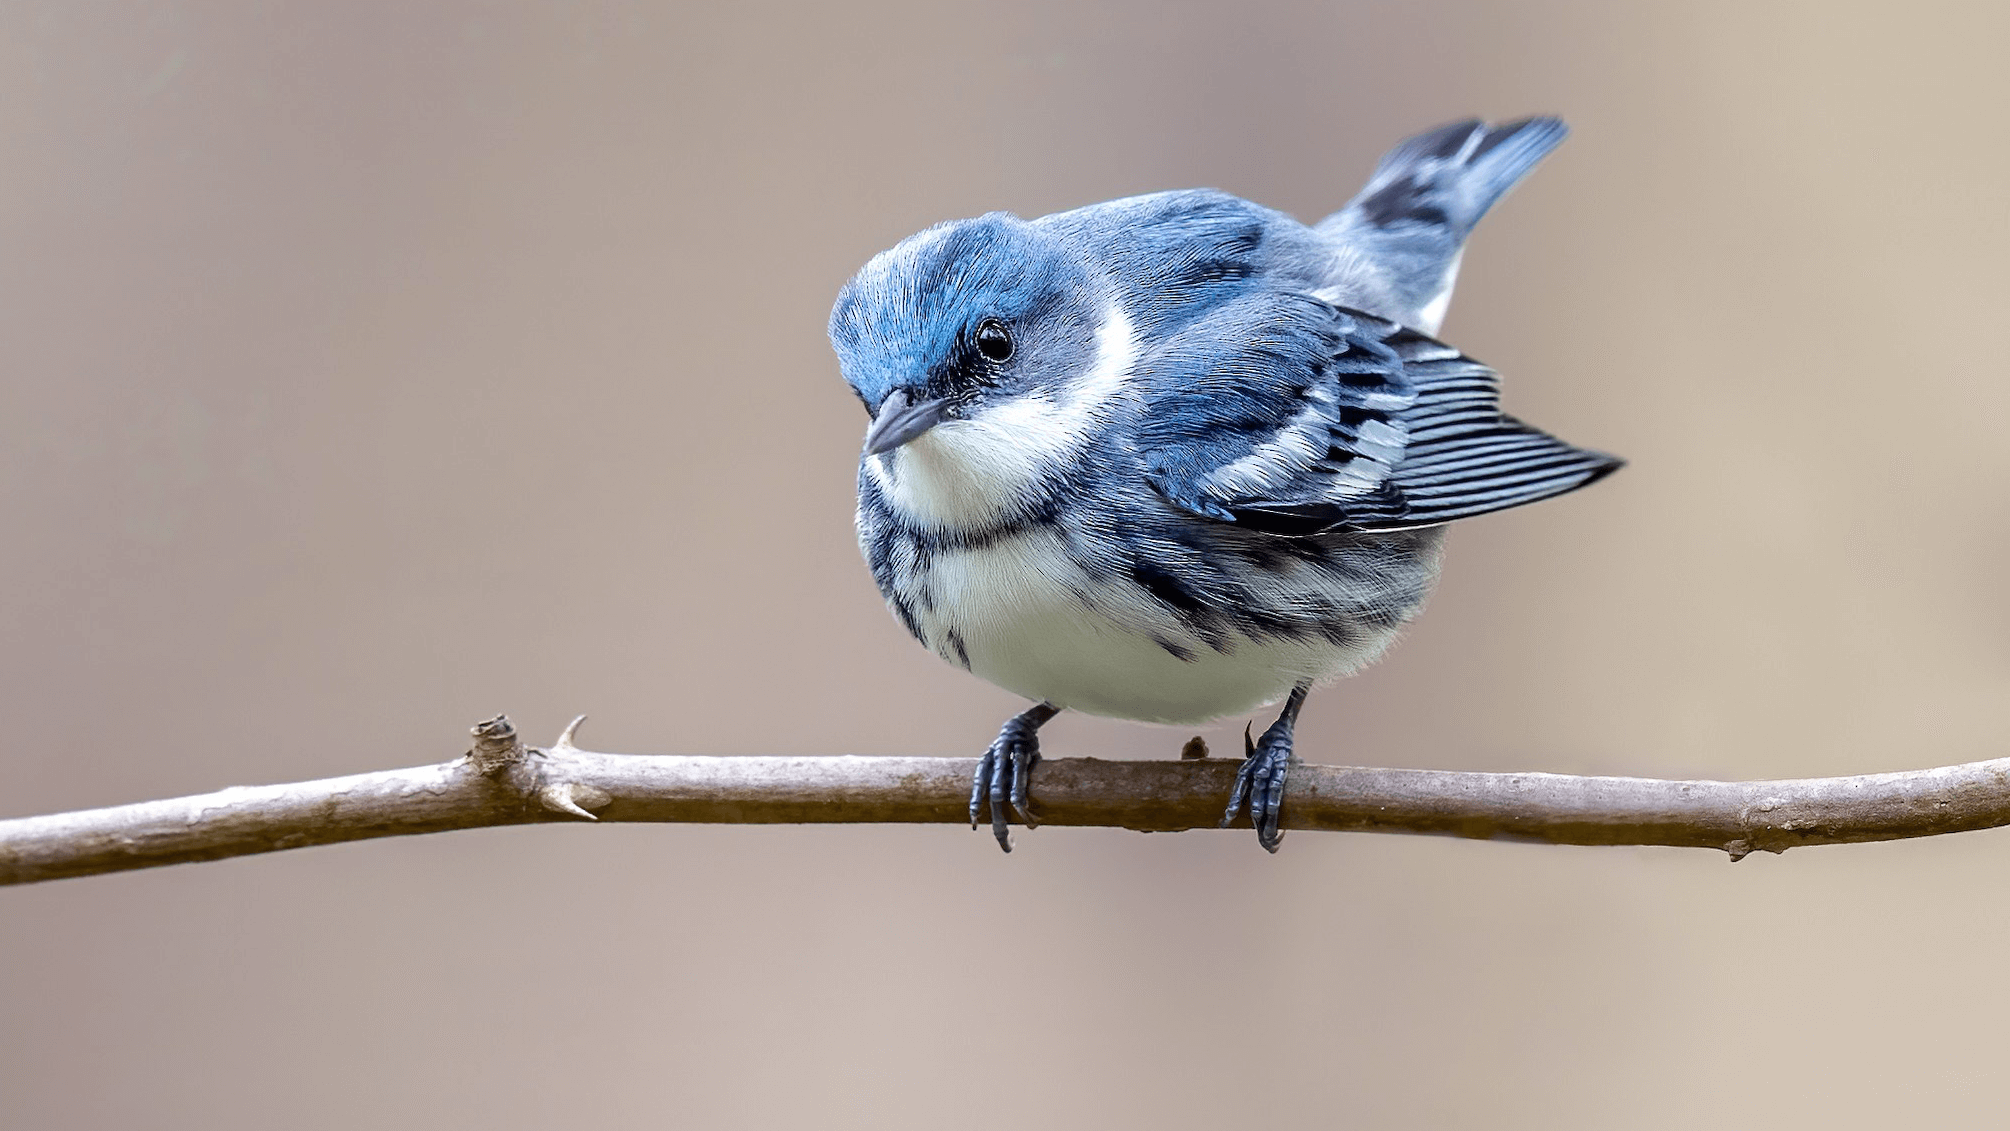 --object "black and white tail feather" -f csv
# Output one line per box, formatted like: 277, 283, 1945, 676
1321, 116, 1570, 331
